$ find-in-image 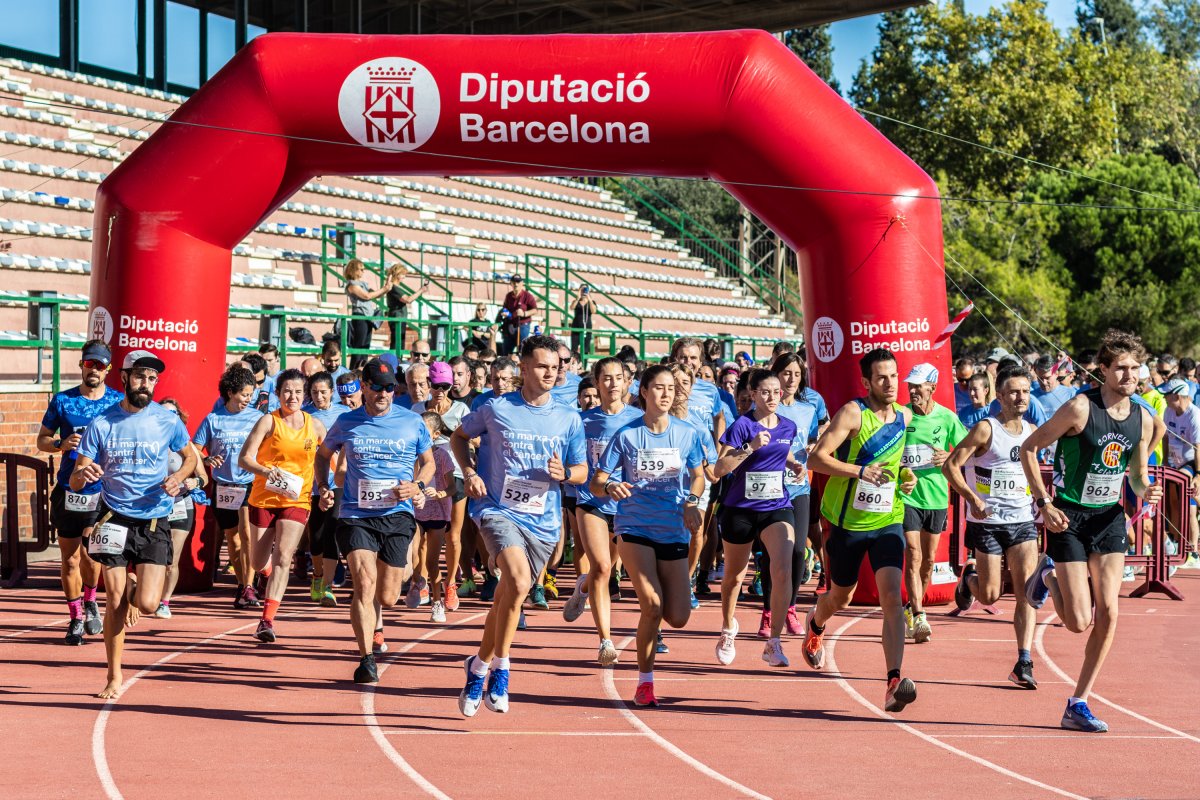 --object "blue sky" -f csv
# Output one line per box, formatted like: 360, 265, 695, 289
830, 0, 1083, 91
